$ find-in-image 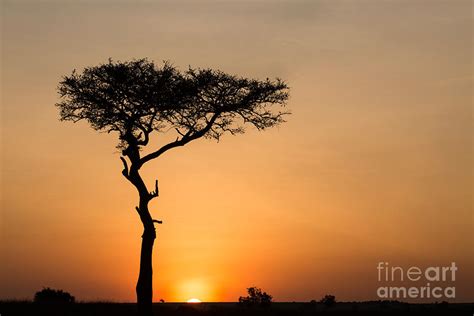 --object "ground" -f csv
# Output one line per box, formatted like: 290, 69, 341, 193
1, 301, 473, 315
